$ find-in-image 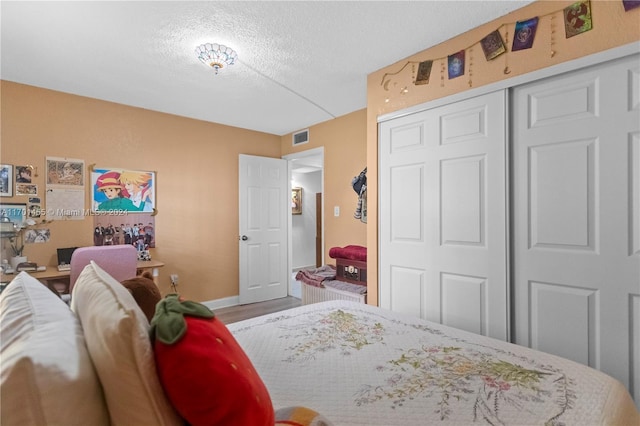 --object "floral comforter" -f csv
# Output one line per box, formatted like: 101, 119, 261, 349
228, 301, 639, 425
